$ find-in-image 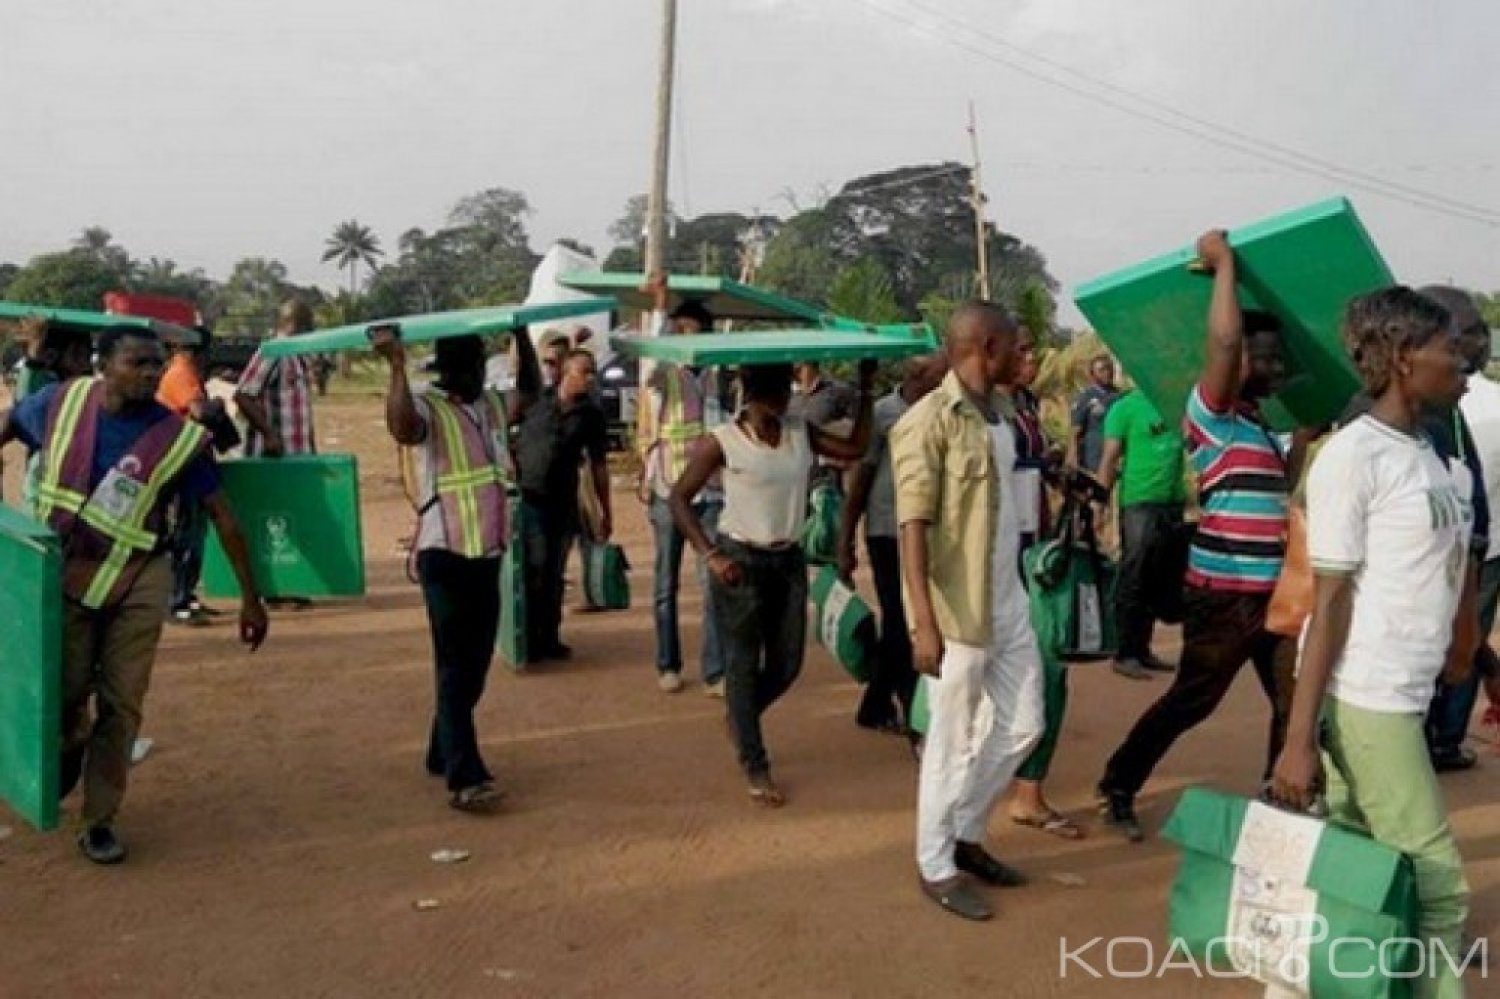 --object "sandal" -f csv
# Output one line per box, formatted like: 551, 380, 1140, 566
748, 775, 786, 808
1011, 809, 1084, 840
